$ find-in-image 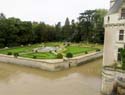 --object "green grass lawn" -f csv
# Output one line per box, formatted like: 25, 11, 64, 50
0, 44, 40, 54
20, 52, 56, 59
0, 42, 103, 59
65, 46, 97, 55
